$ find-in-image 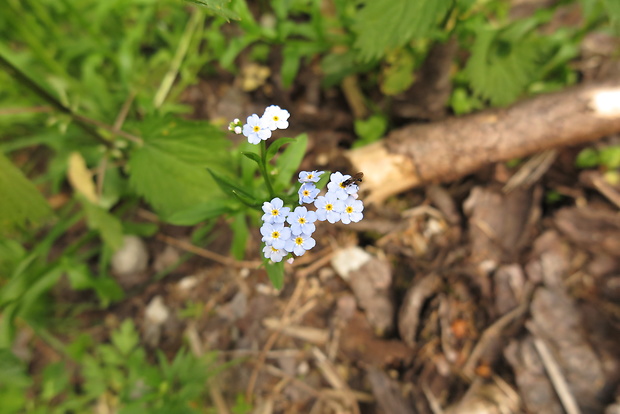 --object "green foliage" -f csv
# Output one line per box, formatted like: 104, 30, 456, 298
353, 0, 452, 61
0, 153, 53, 234
464, 20, 545, 106
576, 146, 620, 169
127, 117, 231, 217
0, 320, 222, 413
186, 0, 240, 21
353, 114, 388, 148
